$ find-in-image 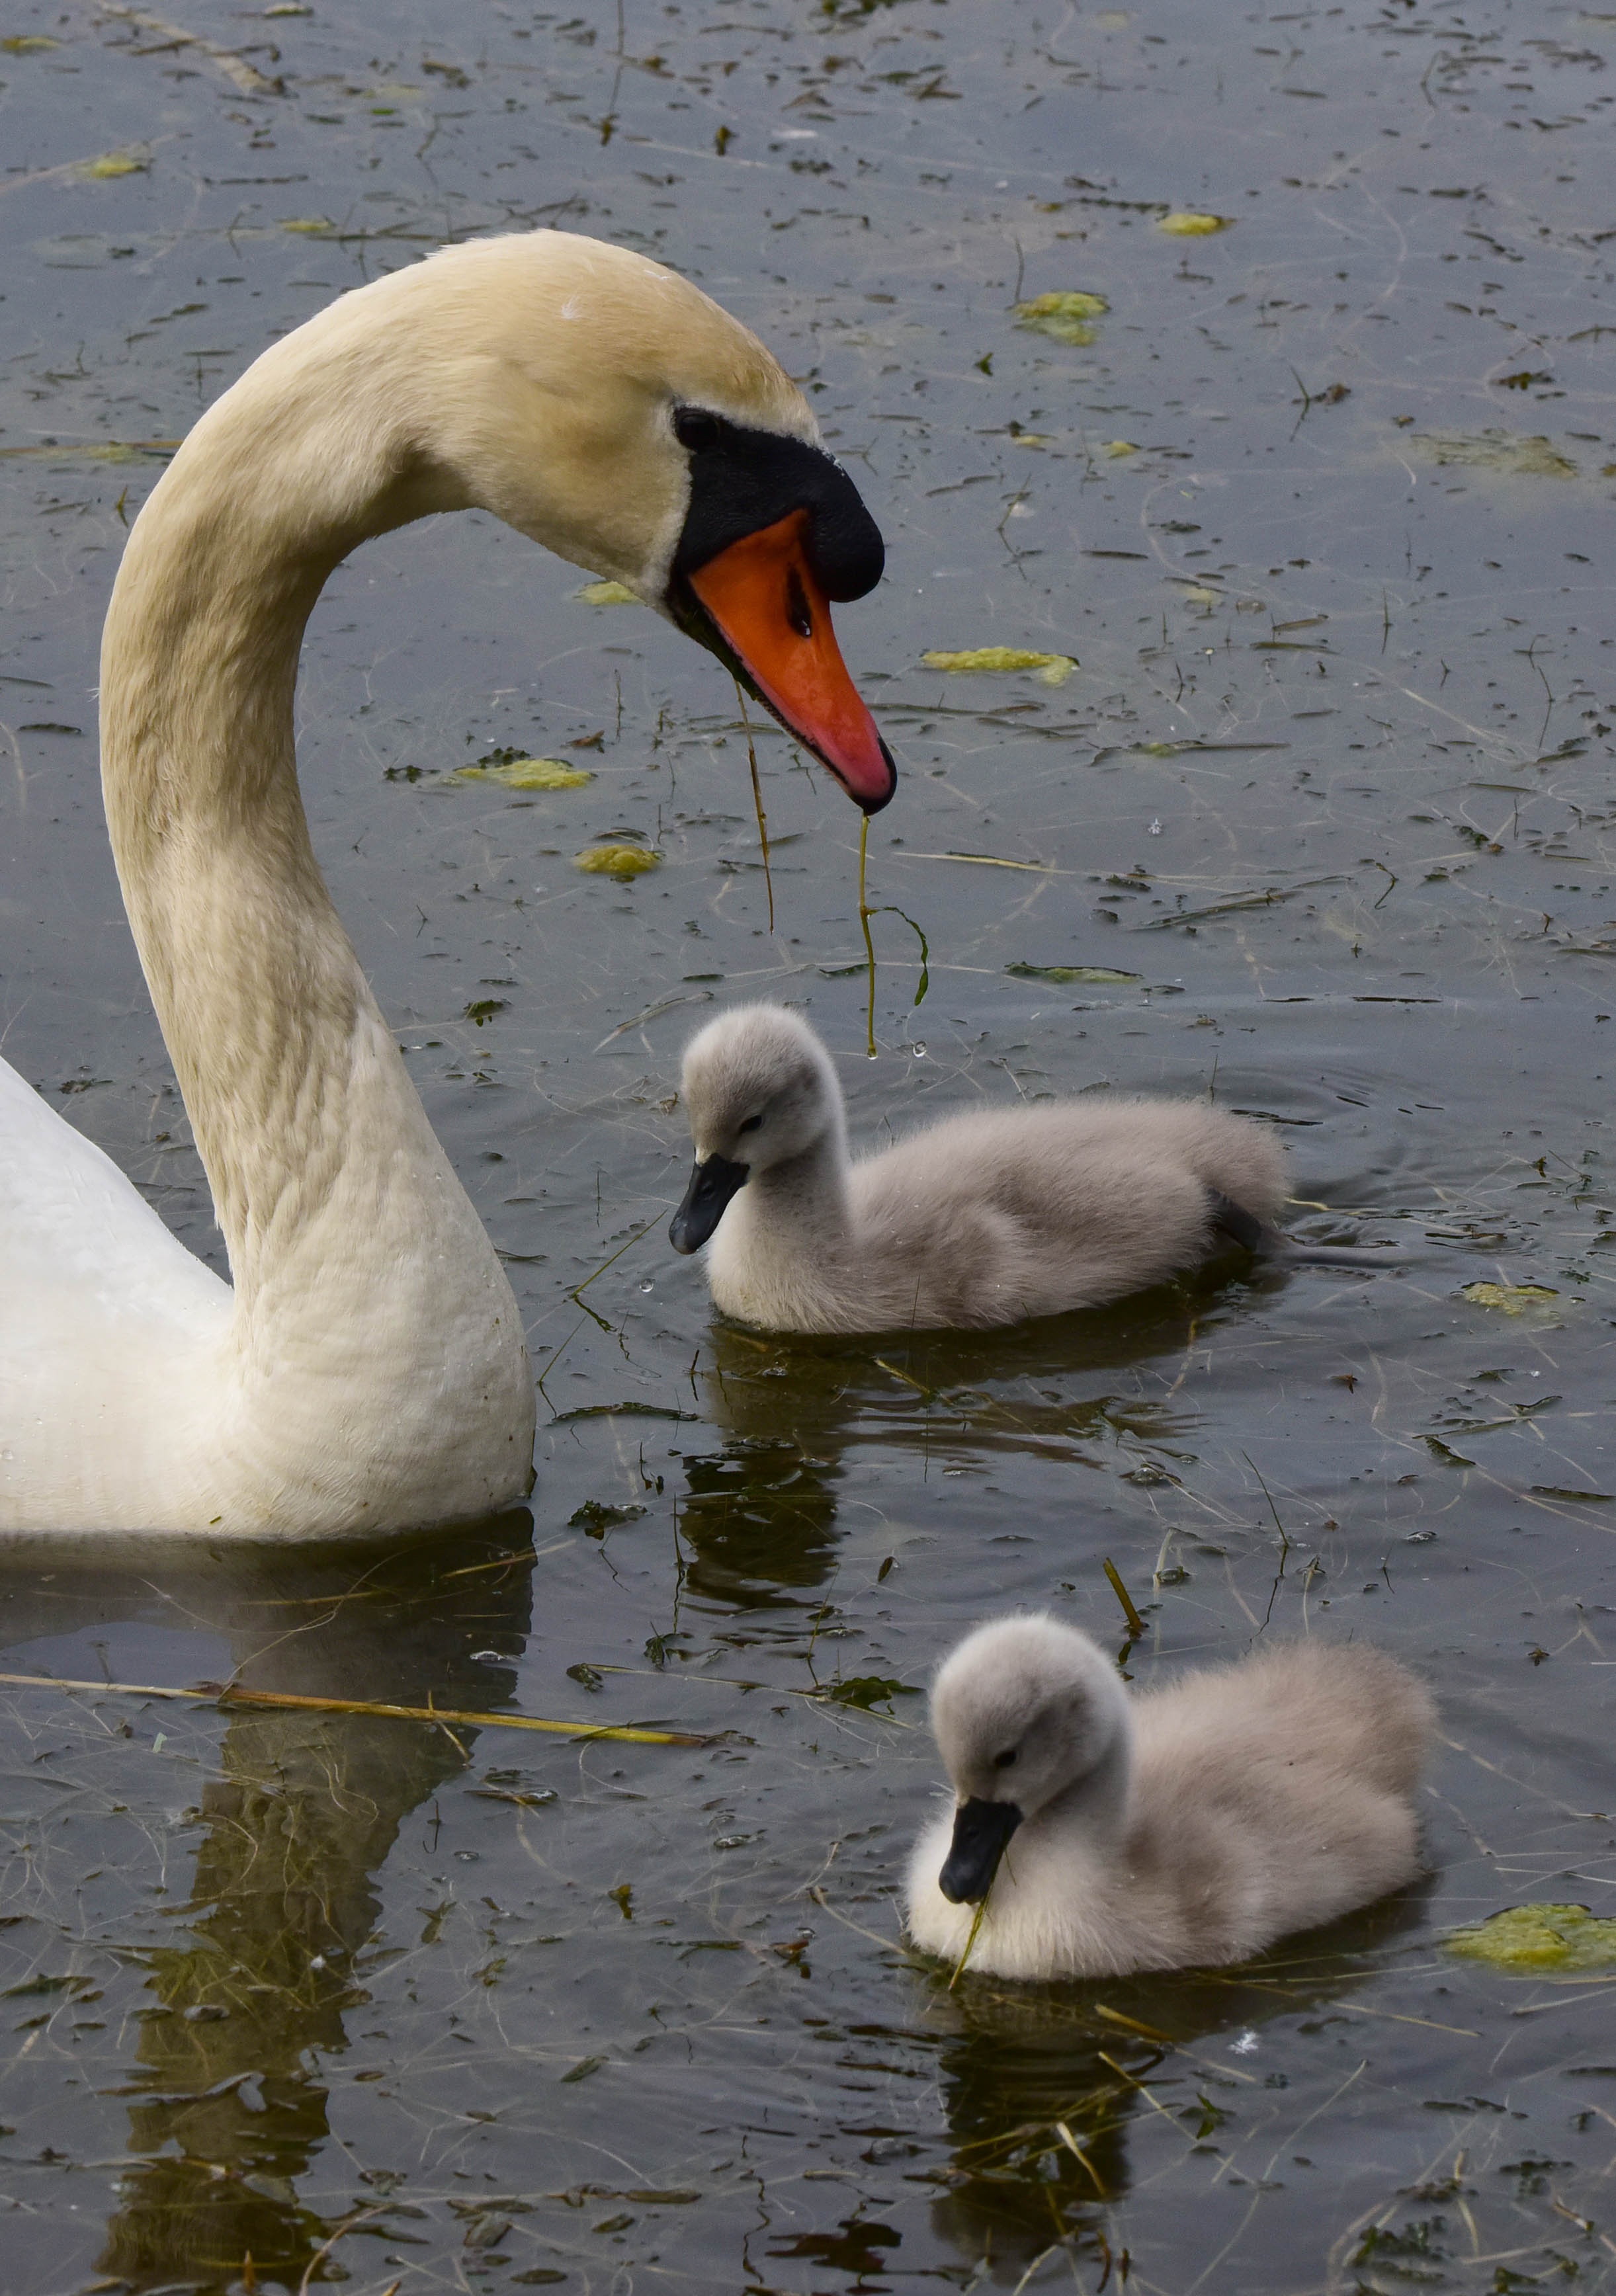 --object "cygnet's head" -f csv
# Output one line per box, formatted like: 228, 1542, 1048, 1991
929, 1616, 1132, 1905
669, 1005, 845, 1254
